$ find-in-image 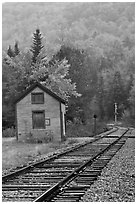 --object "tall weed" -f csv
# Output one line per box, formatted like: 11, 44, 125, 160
2, 127, 15, 137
